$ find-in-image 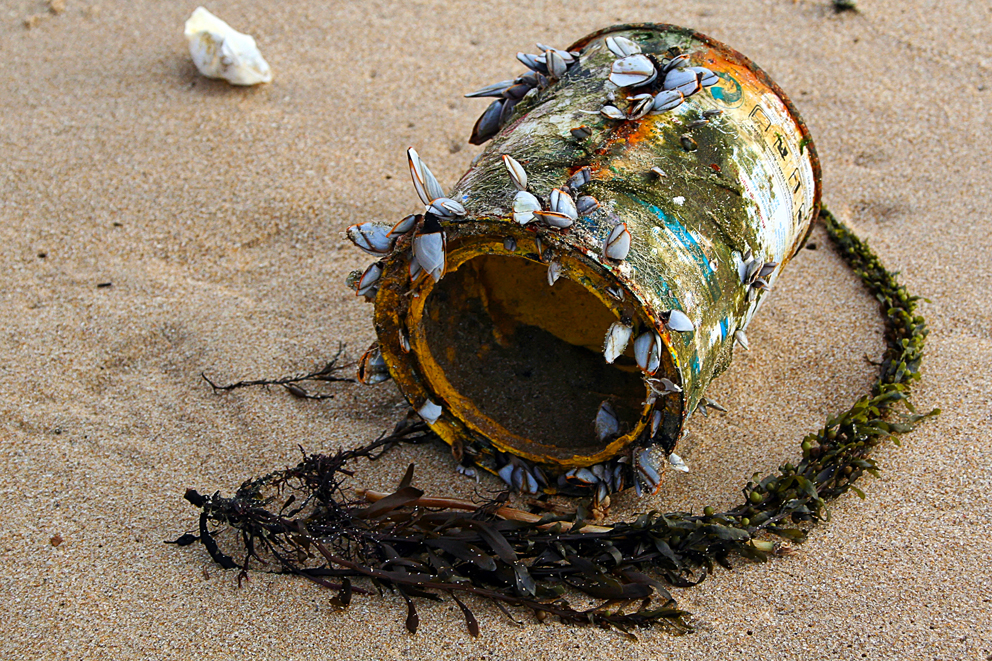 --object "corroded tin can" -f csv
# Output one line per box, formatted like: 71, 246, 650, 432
368, 24, 821, 487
